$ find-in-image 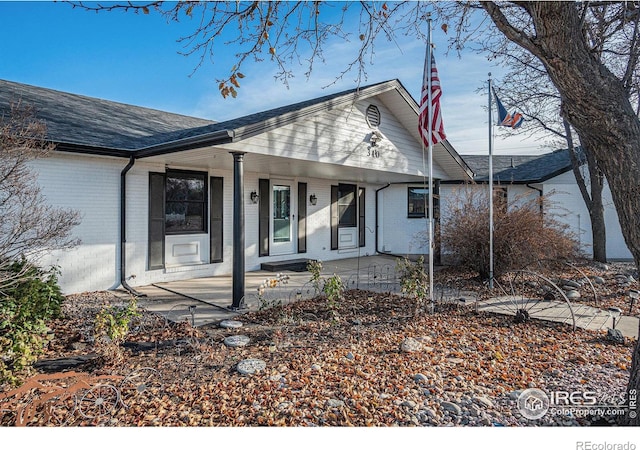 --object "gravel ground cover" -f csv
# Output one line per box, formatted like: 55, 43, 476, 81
0, 261, 637, 427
